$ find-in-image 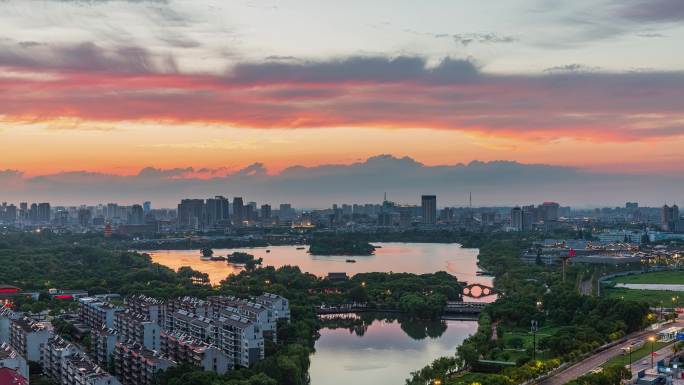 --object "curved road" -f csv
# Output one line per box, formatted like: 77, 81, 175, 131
537, 320, 683, 385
